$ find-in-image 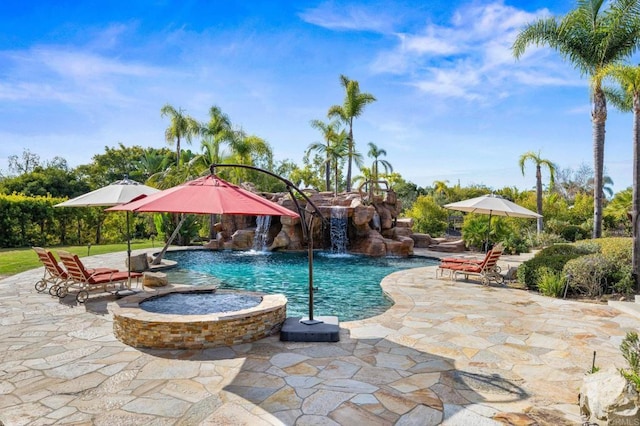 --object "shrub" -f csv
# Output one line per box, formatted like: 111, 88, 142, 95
563, 254, 613, 297
560, 225, 589, 242
537, 267, 566, 298
405, 195, 448, 236
620, 332, 640, 392
573, 238, 633, 295
527, 231, 565, 249
517, 244, 586, 291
